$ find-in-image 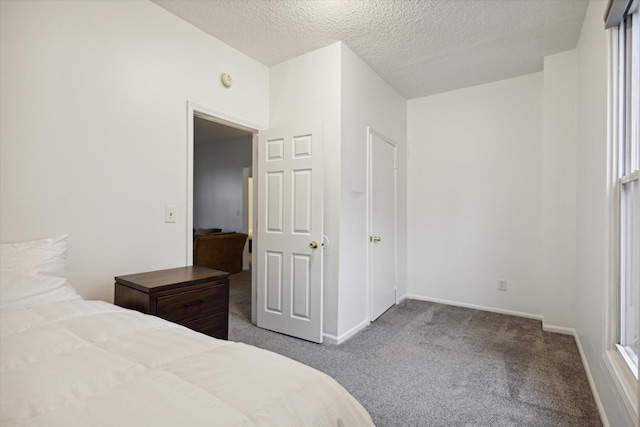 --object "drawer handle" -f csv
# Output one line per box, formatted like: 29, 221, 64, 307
184, 300, 205, 308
